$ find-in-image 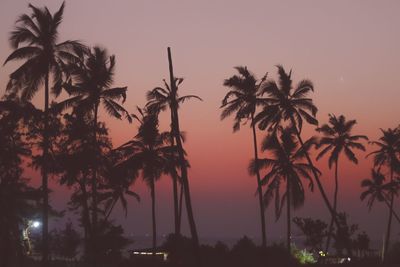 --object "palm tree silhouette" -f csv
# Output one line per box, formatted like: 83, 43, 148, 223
61, 46, 131, 253
316, 114, 368, 252
221, 66, 268, 247
361, 169, 400, 223
102, 164, 141, 222
367, 128, 400, 260
3, 2, 85, 263
146, 77, 201, 235
144, 48, 201, 250
114, 108, 177, 250
250, 128, 318, 253
253, 65, 349, 253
